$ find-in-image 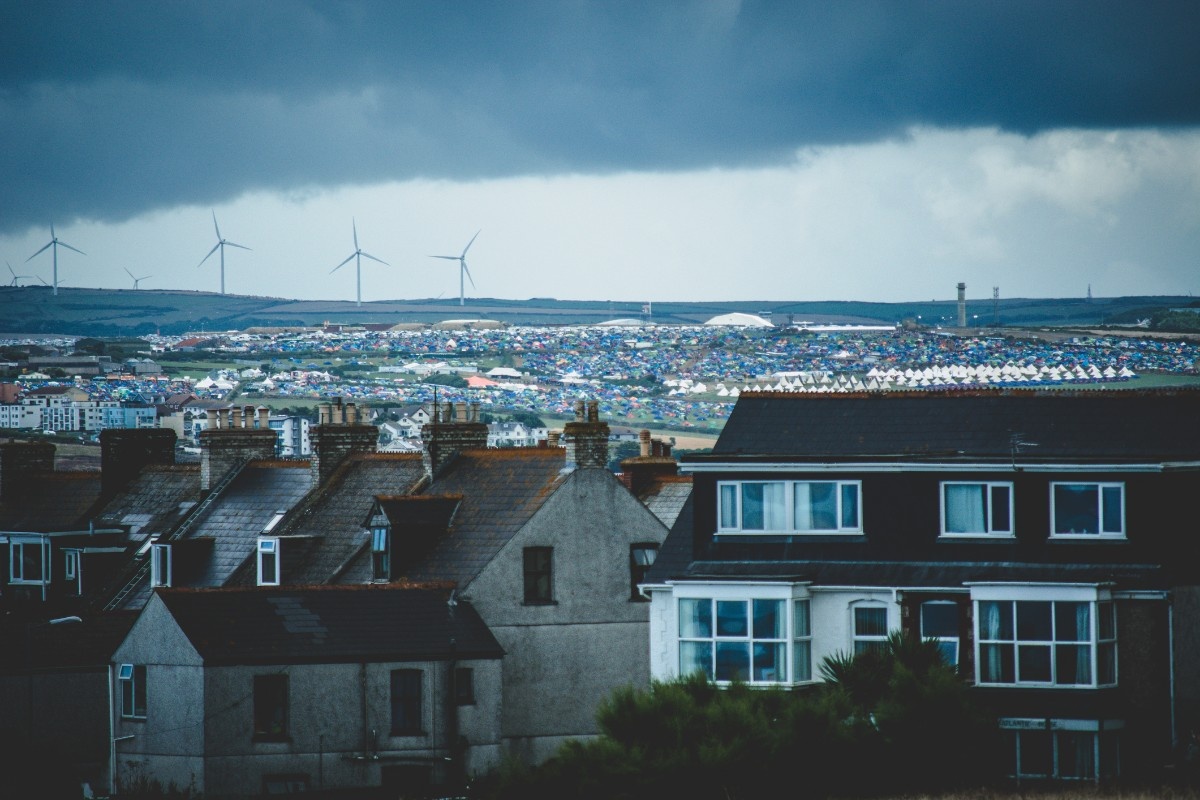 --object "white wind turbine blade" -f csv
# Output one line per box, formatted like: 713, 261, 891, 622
224, 241, 251, 251
26, 240, 54, 261
461, 229, 481, 257
352, 219, 359, 251
463, 261, 476, 289
58, 240, 86, 256
331, 252, 356, 273
212, 211, 222, 241
198, 242, 221, 267
429, 254, 458, 261
359, 251, 389, 266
